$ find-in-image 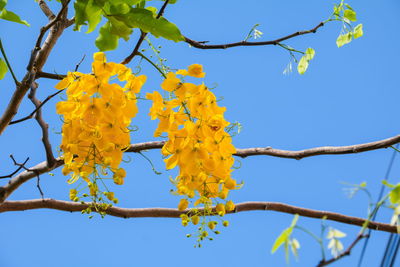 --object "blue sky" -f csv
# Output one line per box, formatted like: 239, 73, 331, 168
1, 0, 400, 266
